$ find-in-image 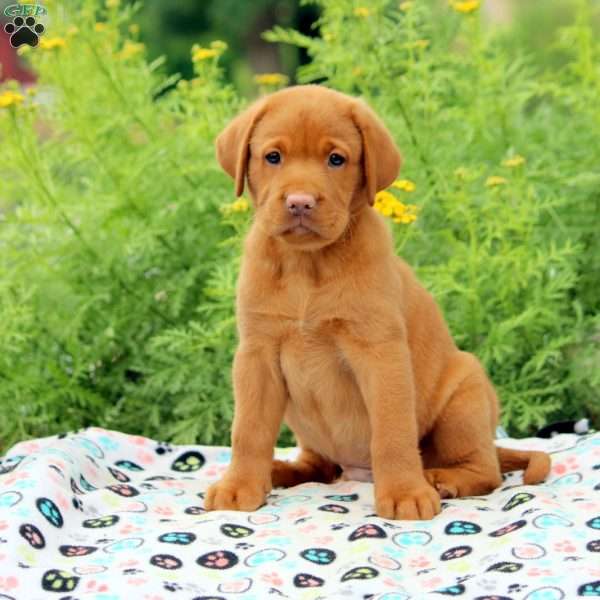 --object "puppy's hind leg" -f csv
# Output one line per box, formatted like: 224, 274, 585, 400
423, 352, 502, 499
272, 448, 340, 488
